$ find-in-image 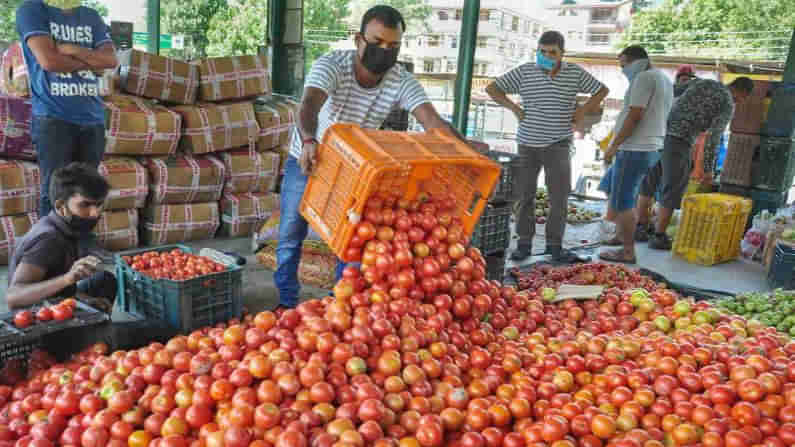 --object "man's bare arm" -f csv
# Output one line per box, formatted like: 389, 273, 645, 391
59, 42, 118, 70
485, 82, 523, 120
27, 35, 89, 73
412, 103, 488, 153
298, 87, 328, 141
6, 263, 71, 309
